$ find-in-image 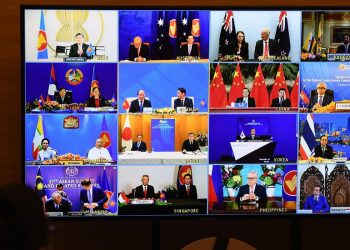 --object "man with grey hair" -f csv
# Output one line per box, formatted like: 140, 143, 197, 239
235, 170, 267, 203
307, 82, 334, 112
45, 191, 72, 215
69, 32, 91, 59
254, 28, 280, 59
87, 138, 112, 161
128, 36, 150, 62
